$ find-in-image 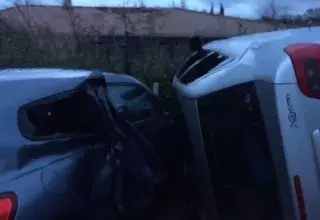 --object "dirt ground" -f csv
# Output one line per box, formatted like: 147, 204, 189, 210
130, 177, 201, 220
